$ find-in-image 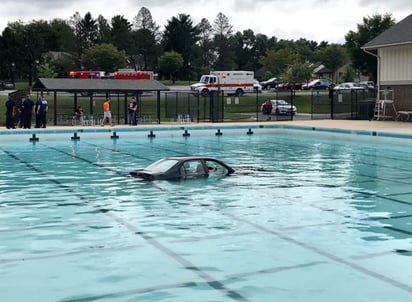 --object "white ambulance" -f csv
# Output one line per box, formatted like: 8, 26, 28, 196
190, 71, 254, 96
